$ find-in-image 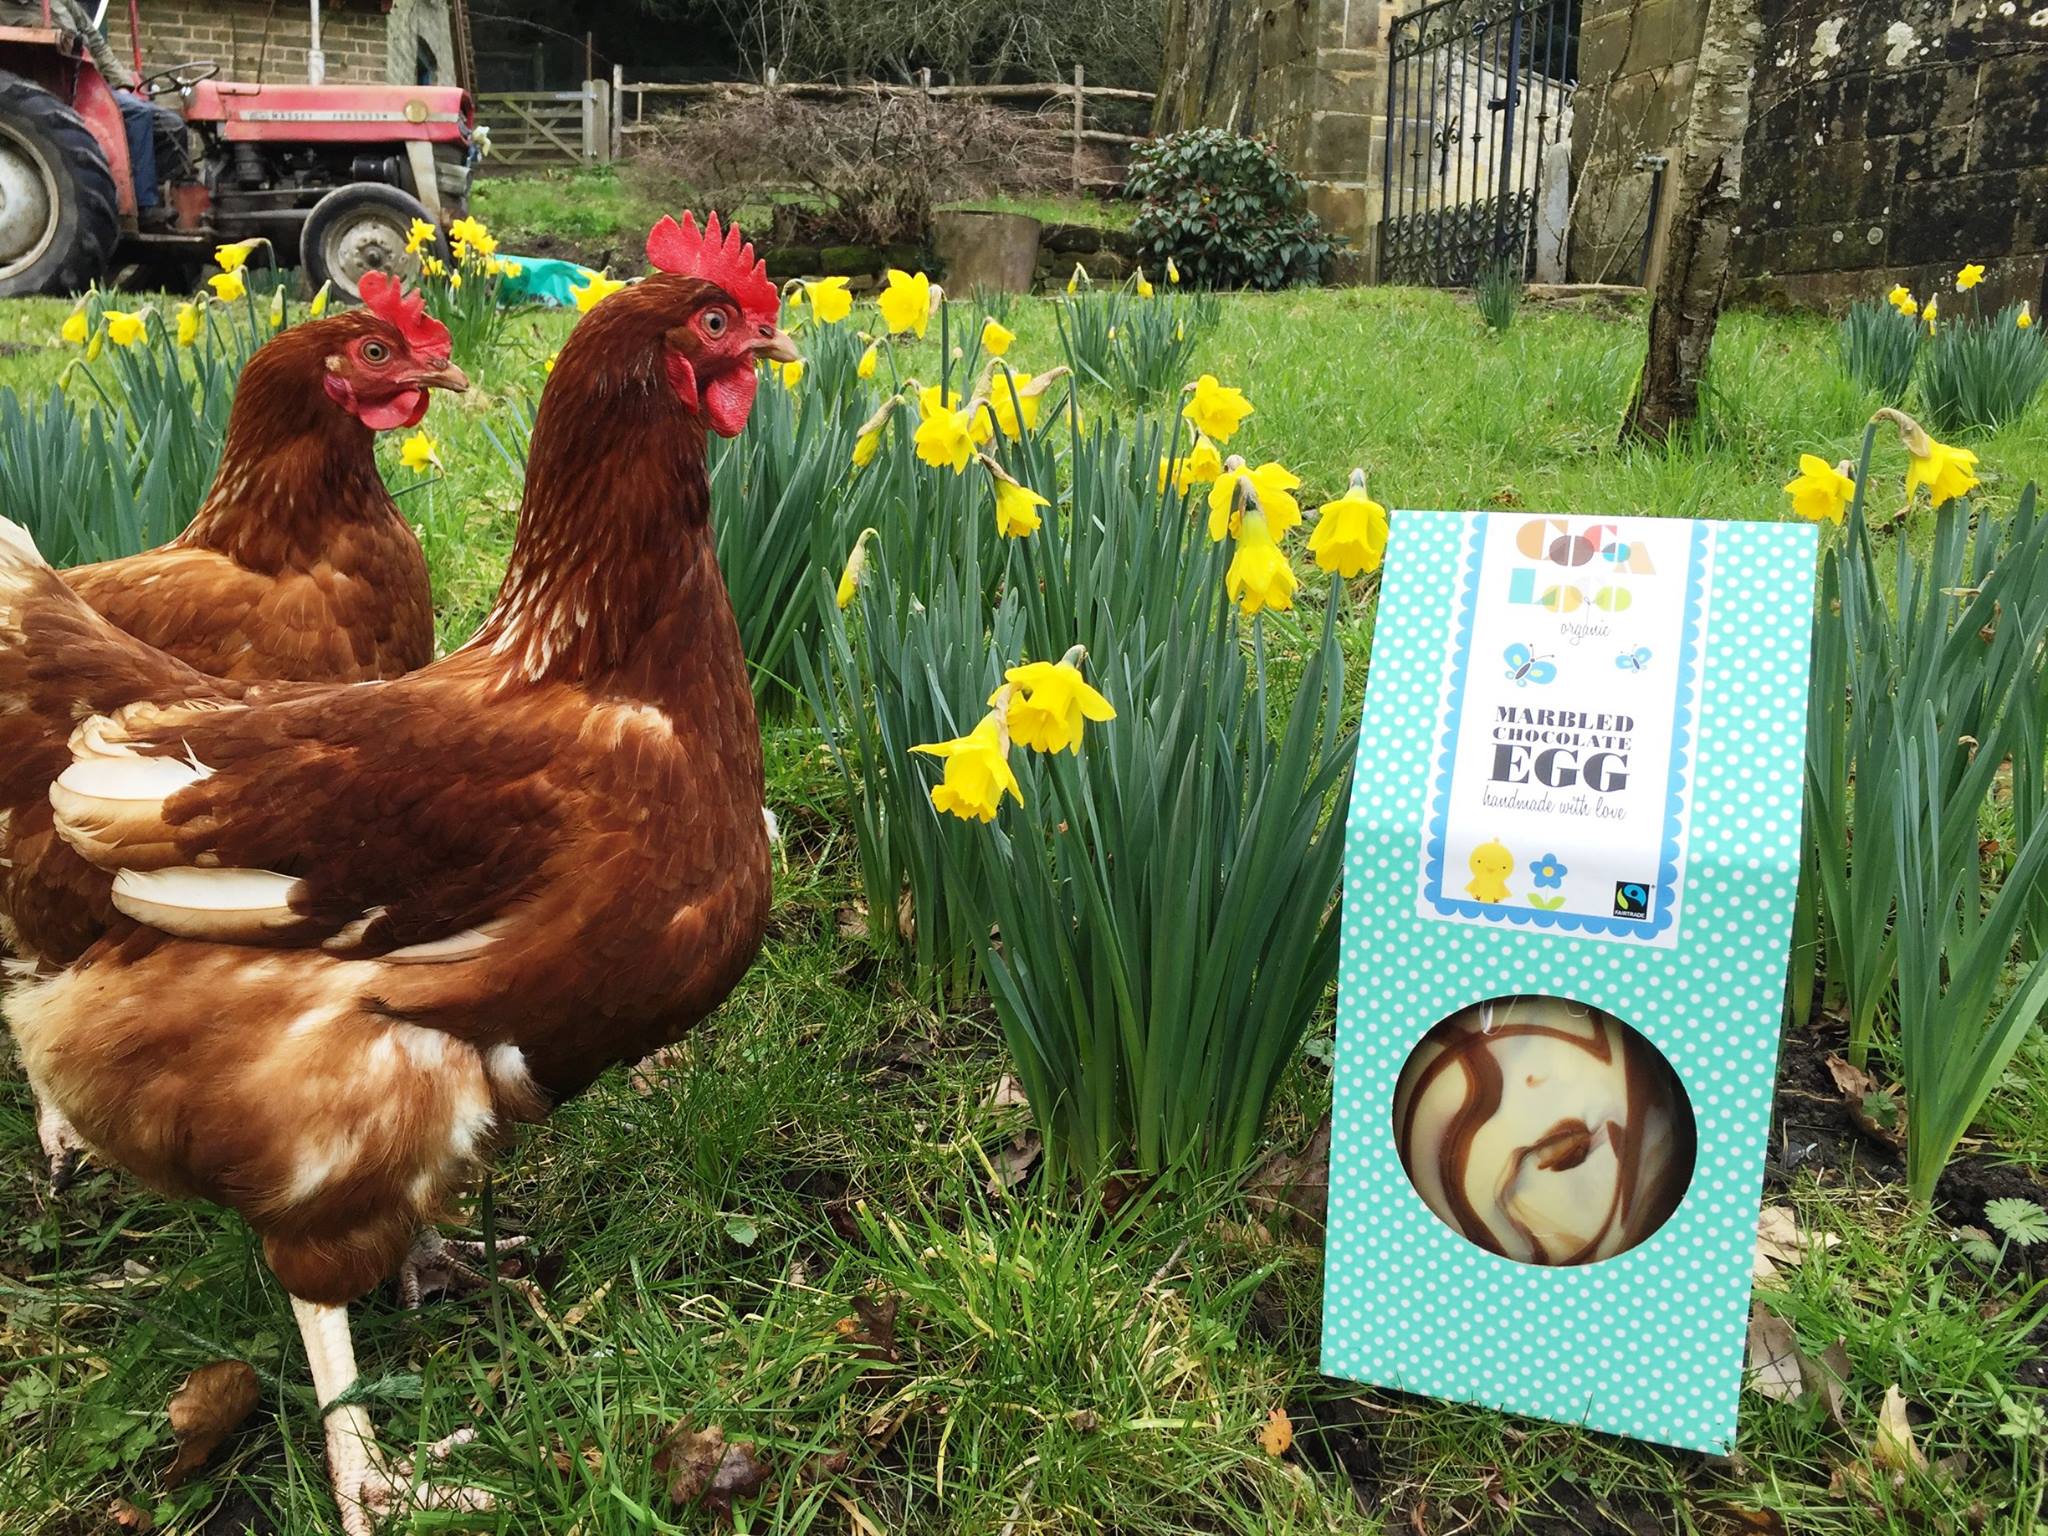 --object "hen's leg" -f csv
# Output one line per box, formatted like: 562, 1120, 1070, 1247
291, 1296, 495, 1536
395, 1226, 531, 1309
34, 1091, 88, 1190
